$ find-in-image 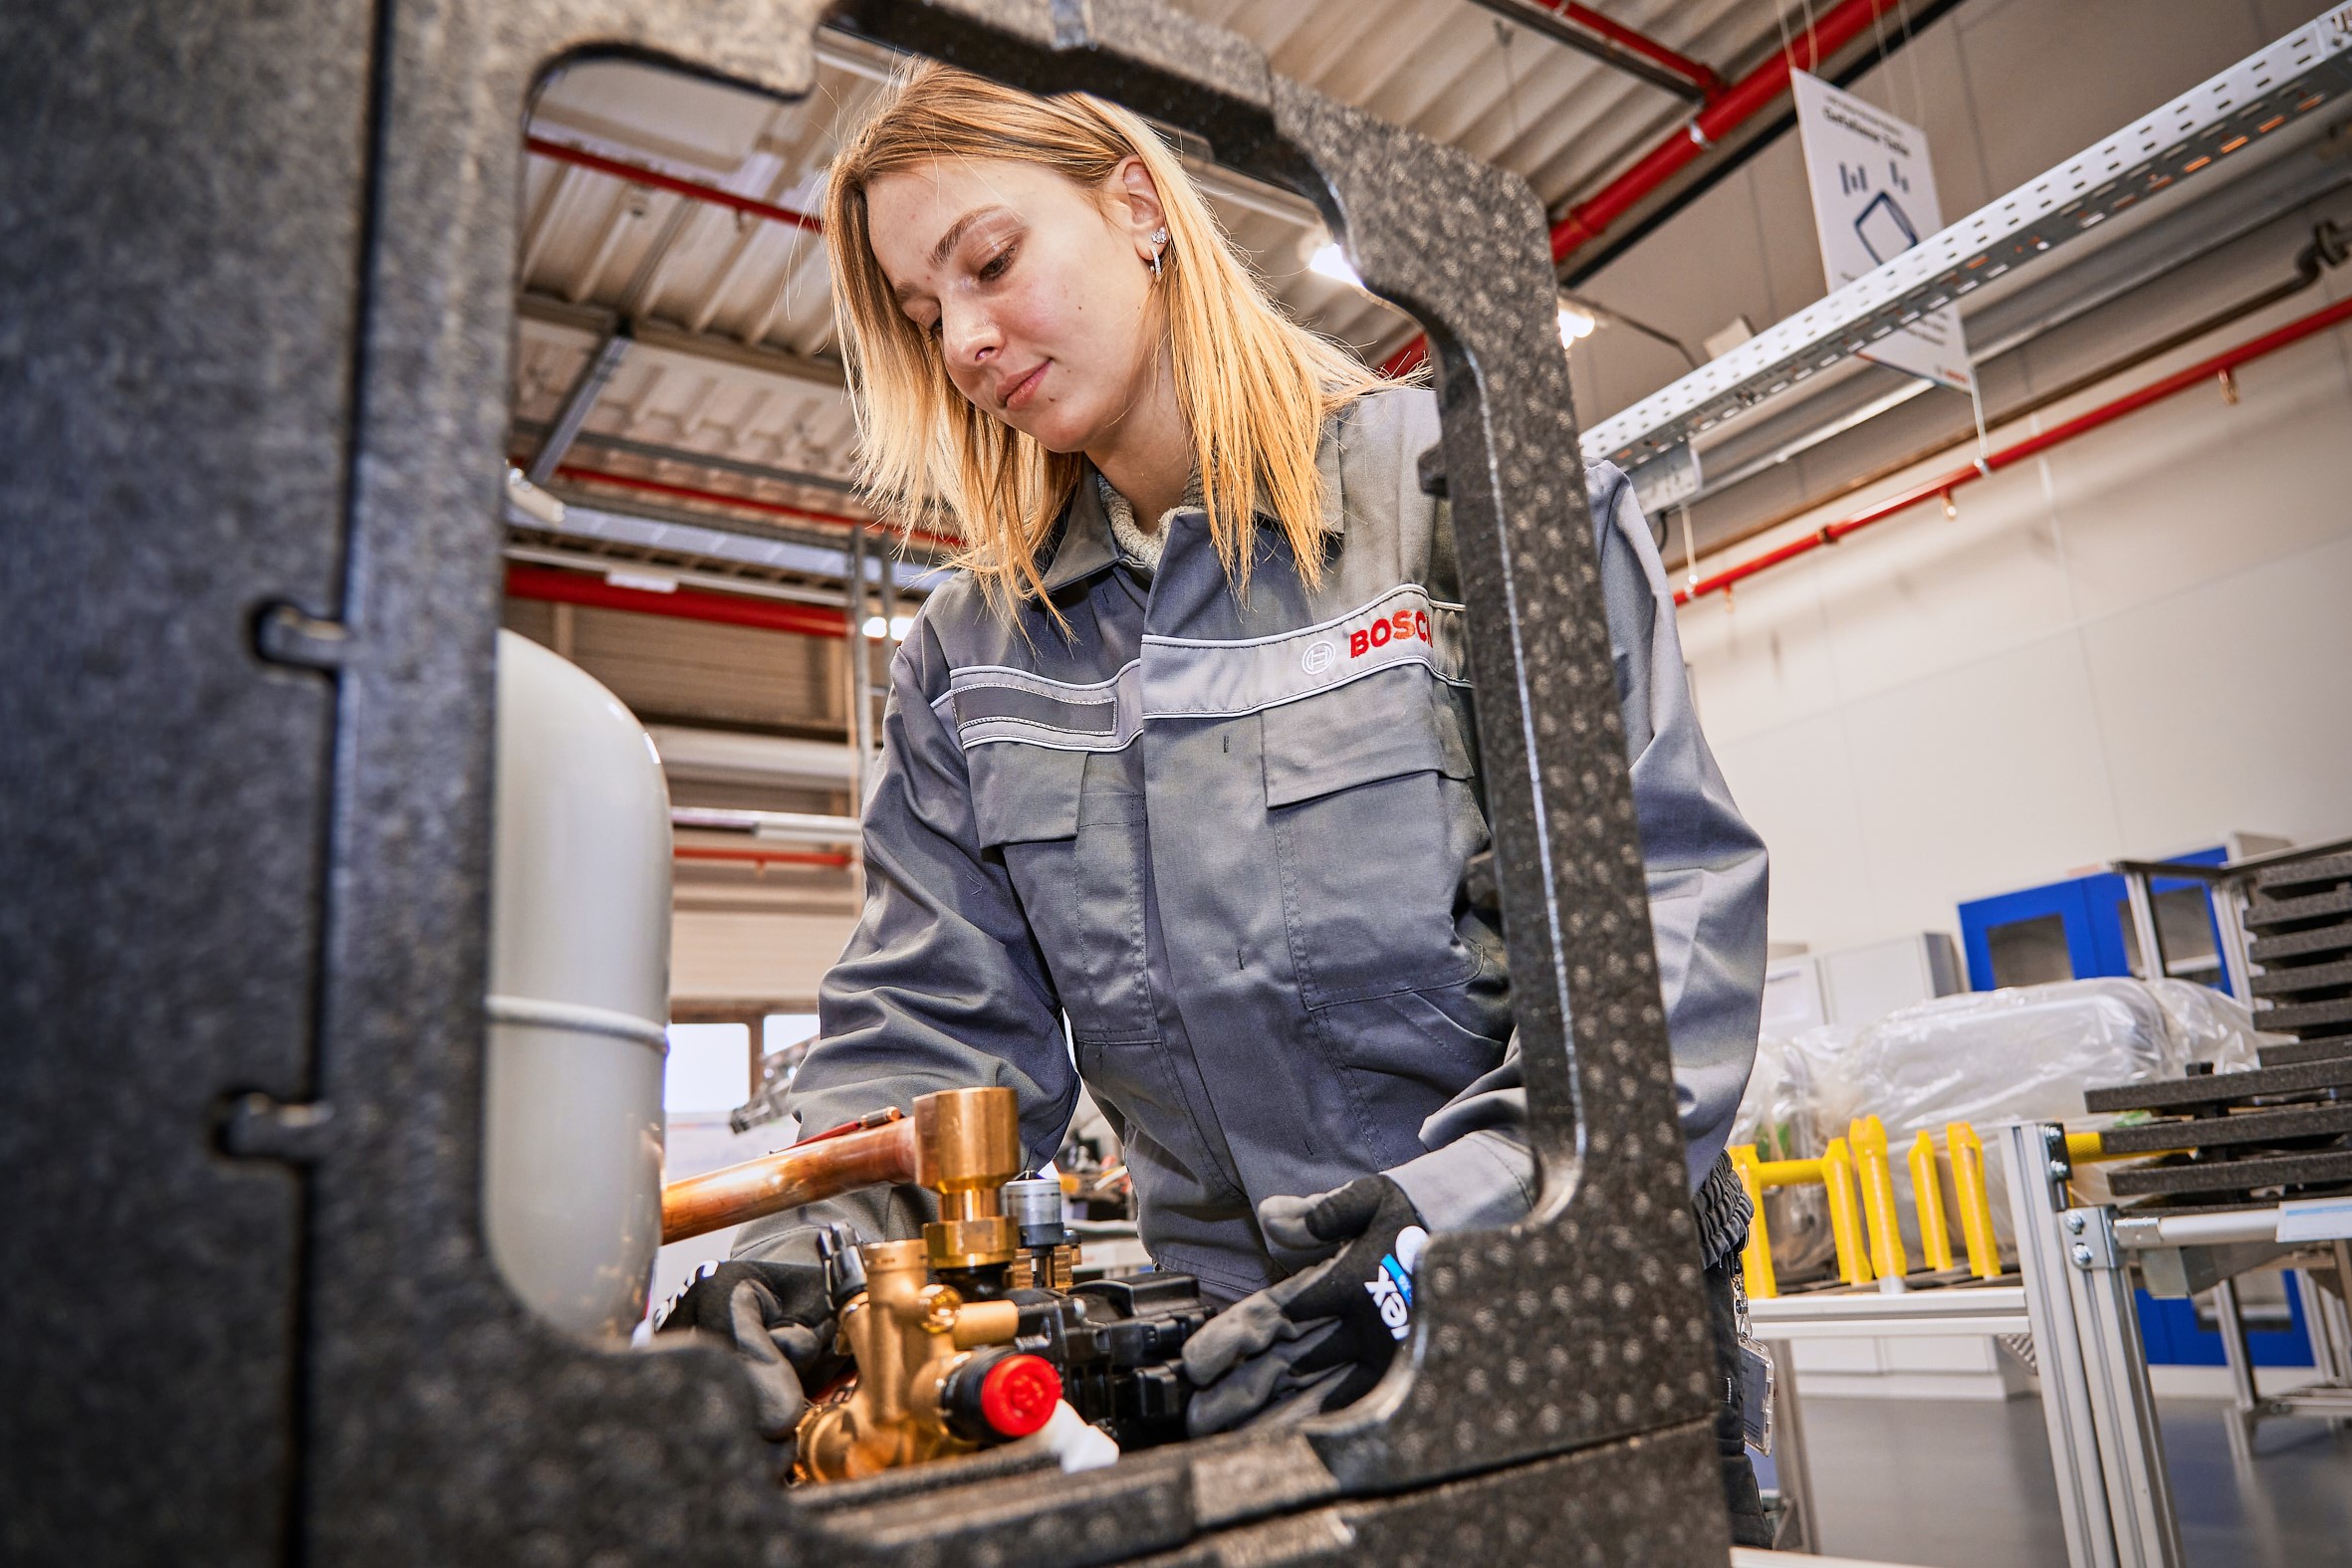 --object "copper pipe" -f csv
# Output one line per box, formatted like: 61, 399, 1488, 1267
660, 1118, 919, 1244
